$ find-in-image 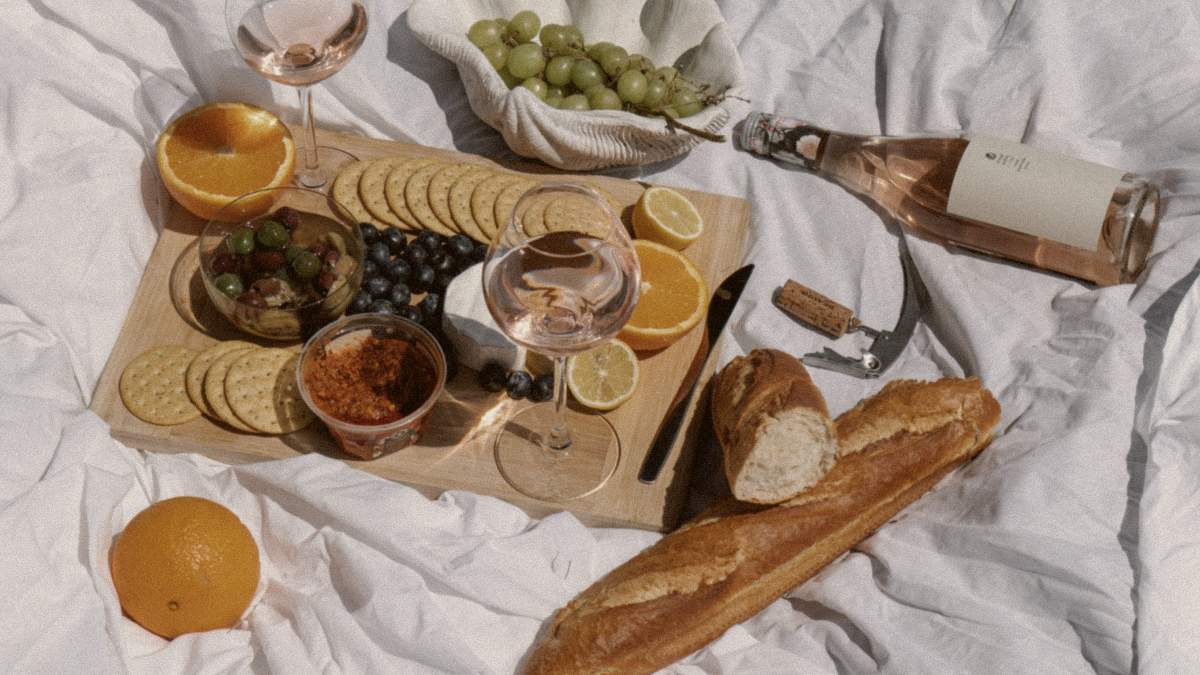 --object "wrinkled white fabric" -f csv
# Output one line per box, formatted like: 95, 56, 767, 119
2, 0, 1199, 673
